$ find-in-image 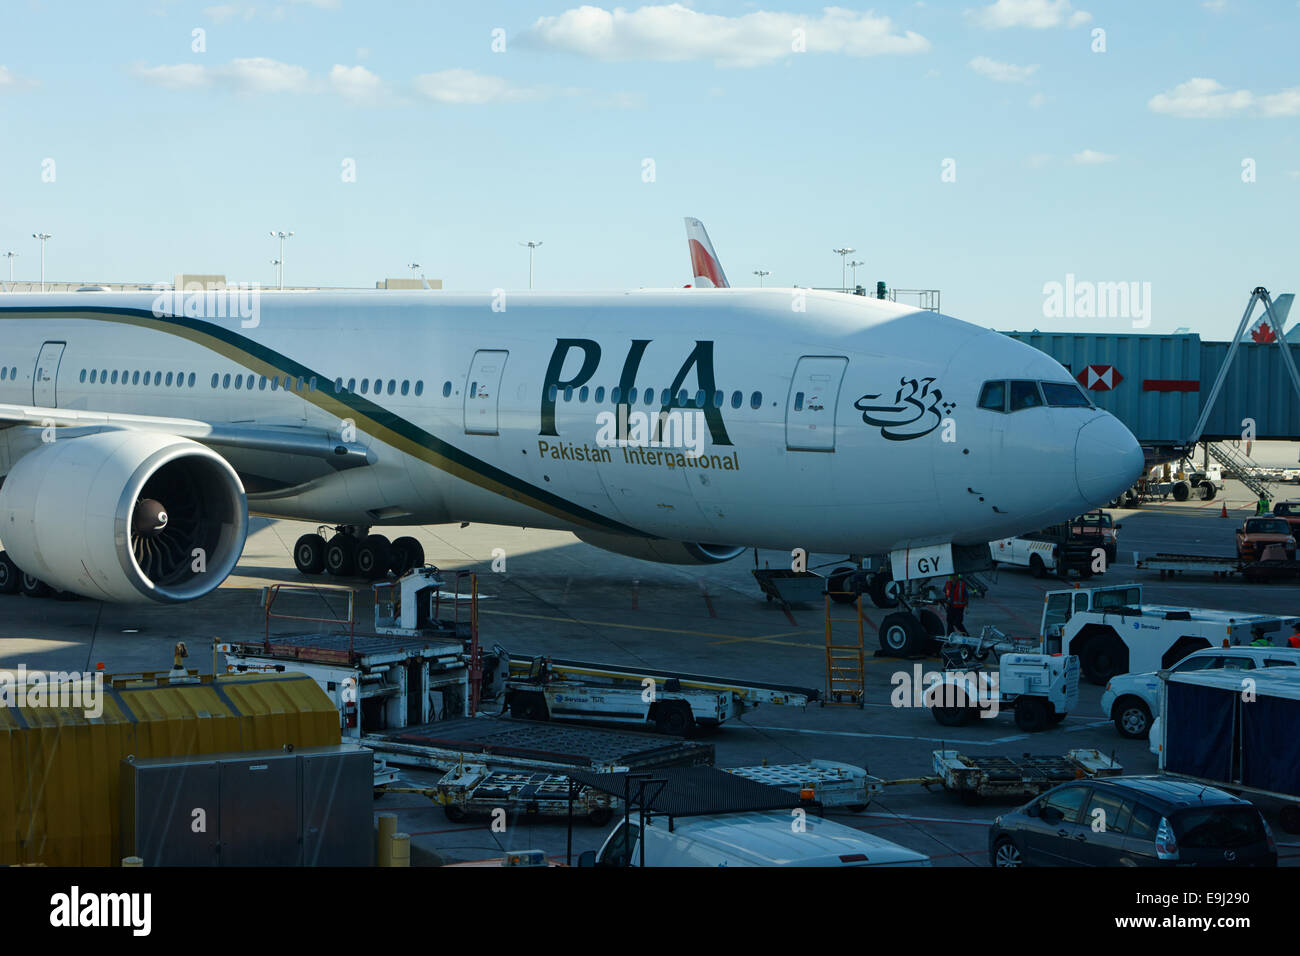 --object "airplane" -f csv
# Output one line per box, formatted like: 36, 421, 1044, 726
0, 276, 1143, 653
